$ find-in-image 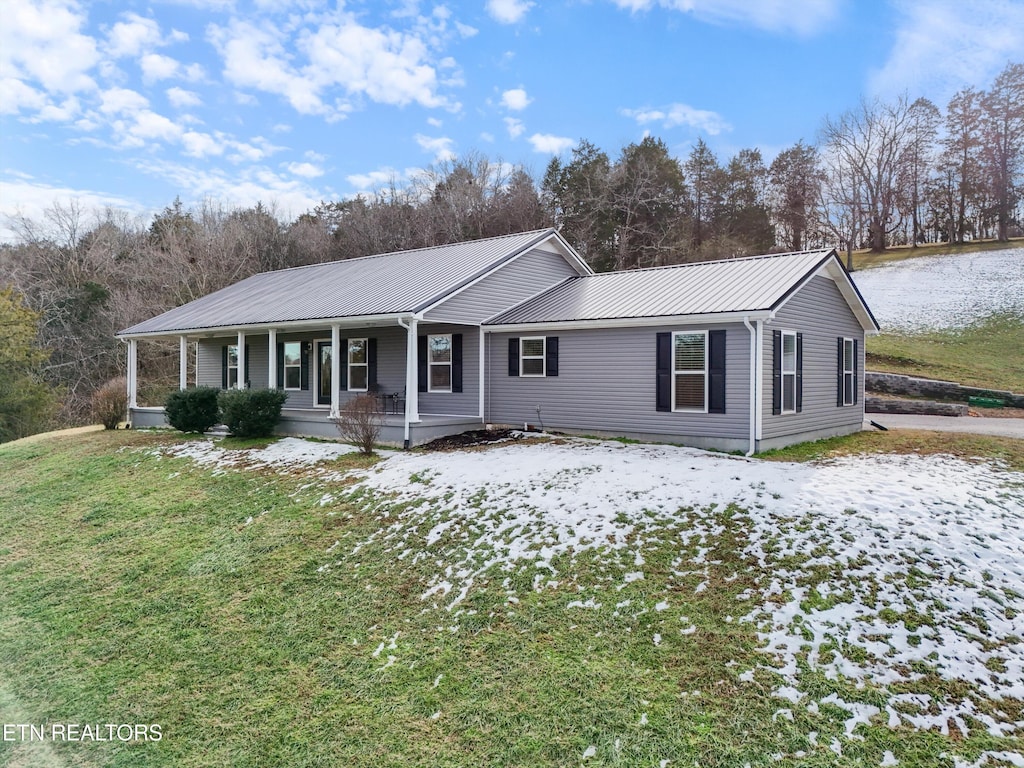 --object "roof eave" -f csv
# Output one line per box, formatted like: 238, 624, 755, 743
483, 310, 774, 333
116, 311, 416, 340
